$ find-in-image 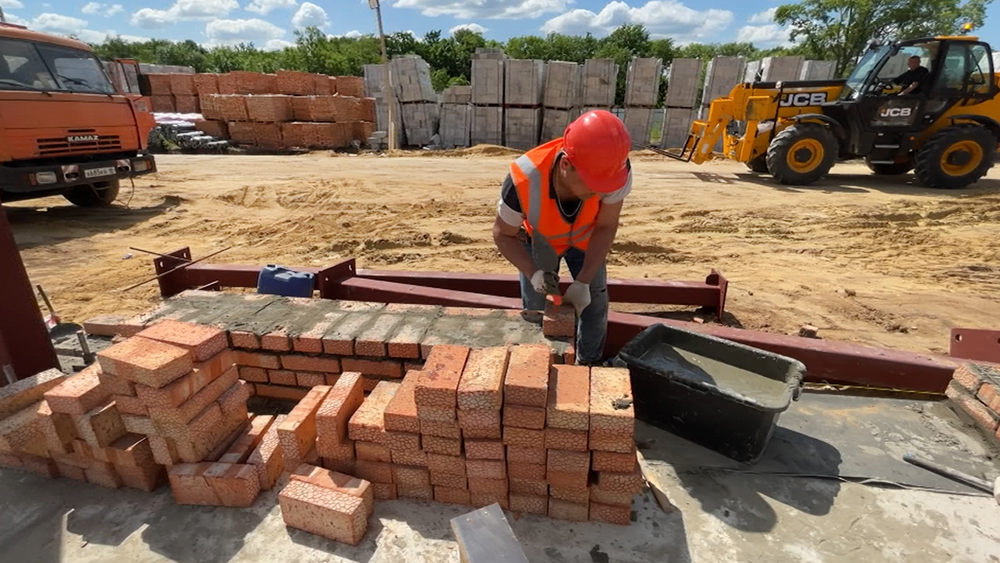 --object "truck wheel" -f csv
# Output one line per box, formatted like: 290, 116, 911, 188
914, 125, 996, 189
64, 181, 120, 207
765, 123, 838, 185
746, 154, 770, 173
866, 156, 914, 175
